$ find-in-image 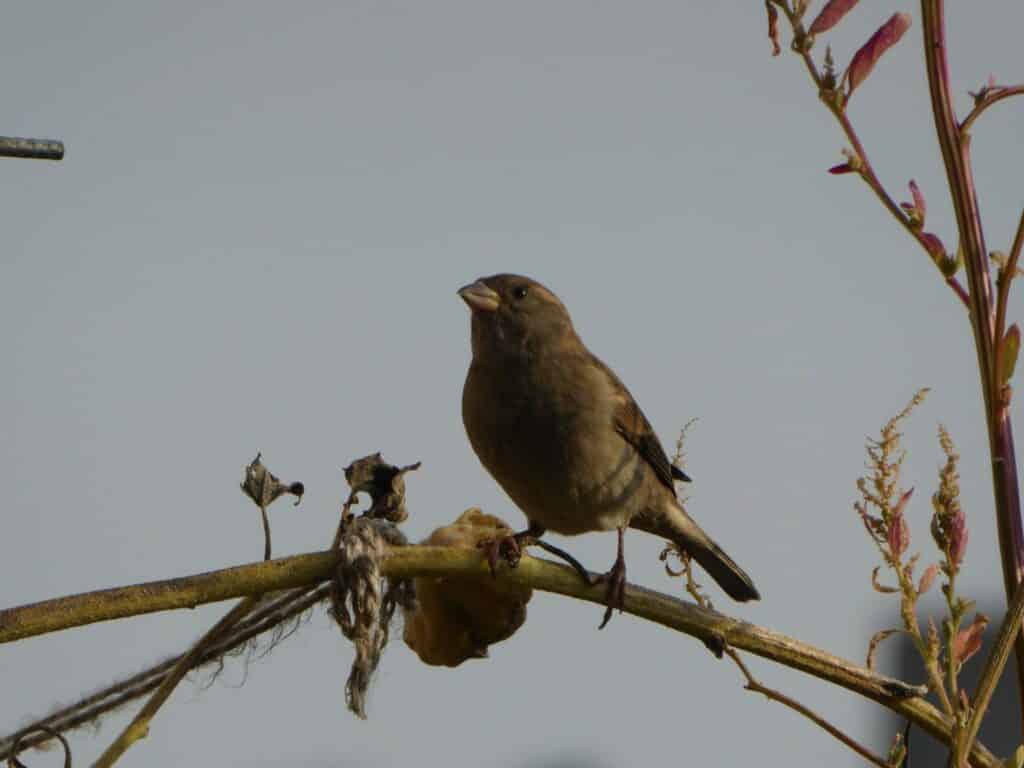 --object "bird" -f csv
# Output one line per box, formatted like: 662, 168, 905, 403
458, 273, 760, 627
